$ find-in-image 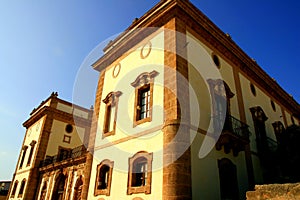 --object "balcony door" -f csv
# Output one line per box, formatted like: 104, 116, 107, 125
250, 106, 268, 154
207, 79, 234, 132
